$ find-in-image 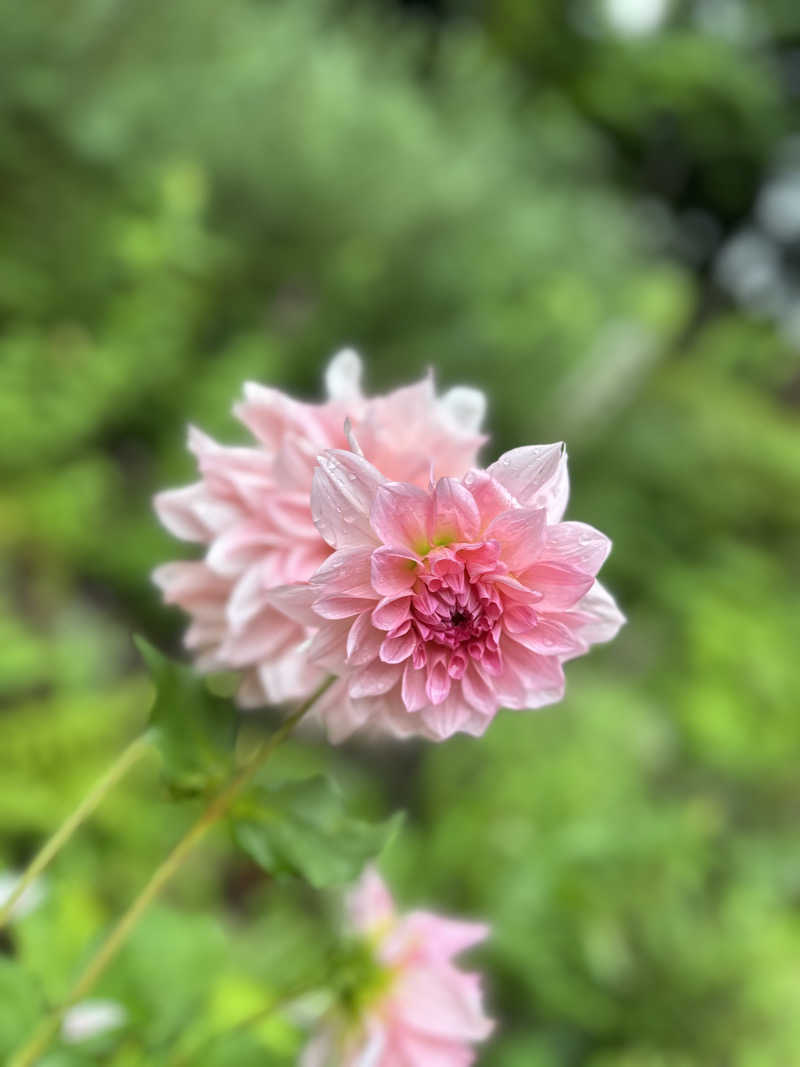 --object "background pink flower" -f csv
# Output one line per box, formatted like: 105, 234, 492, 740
301, 866, 493, 1067
271, 443, 625, 741
153, 352, 486, 708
